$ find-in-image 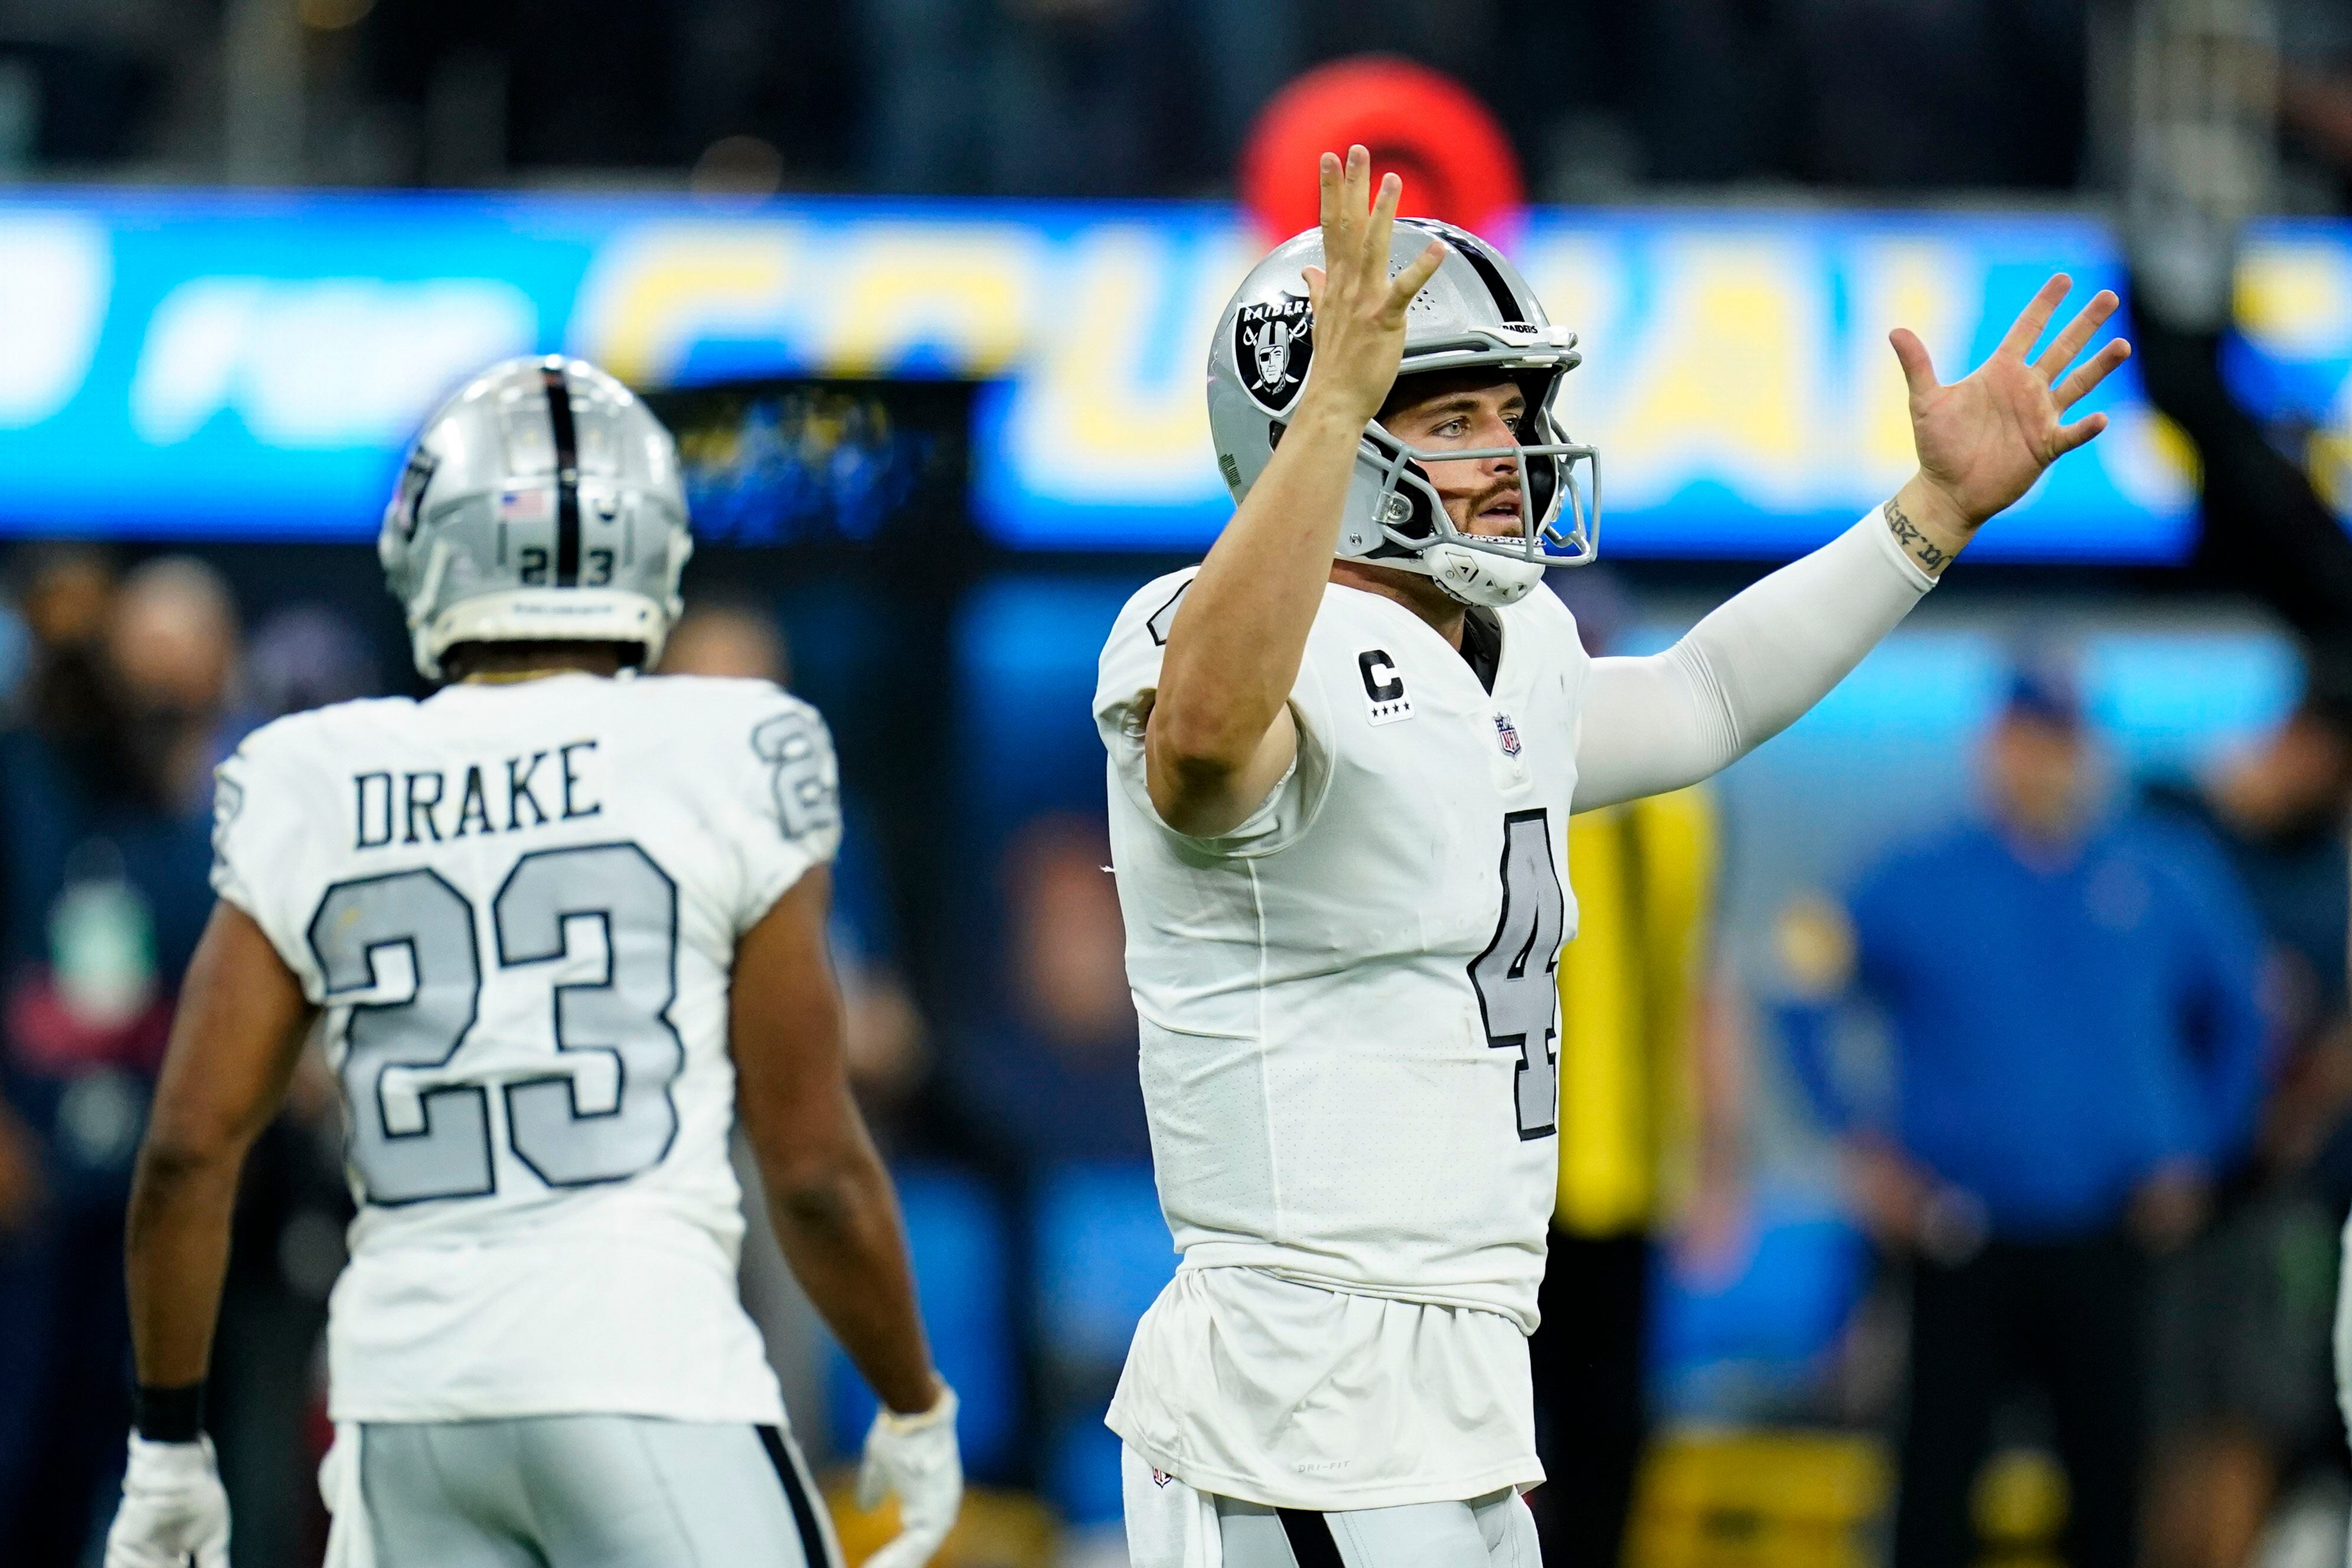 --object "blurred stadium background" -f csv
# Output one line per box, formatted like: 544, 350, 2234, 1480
4, 1, 2352, 1565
